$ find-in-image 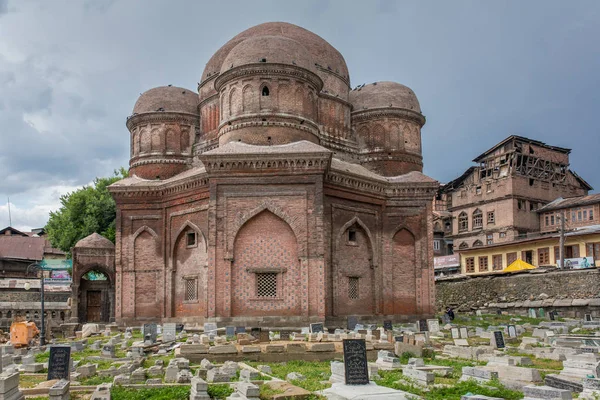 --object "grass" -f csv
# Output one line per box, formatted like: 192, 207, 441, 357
259, 384, 285, 399
452, 313, 547, 329
207, 384, 234, 399
78, 374, 114, 386
112, 386, 190, 400
247, 360, 332, 393
18, 374, 47, 388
